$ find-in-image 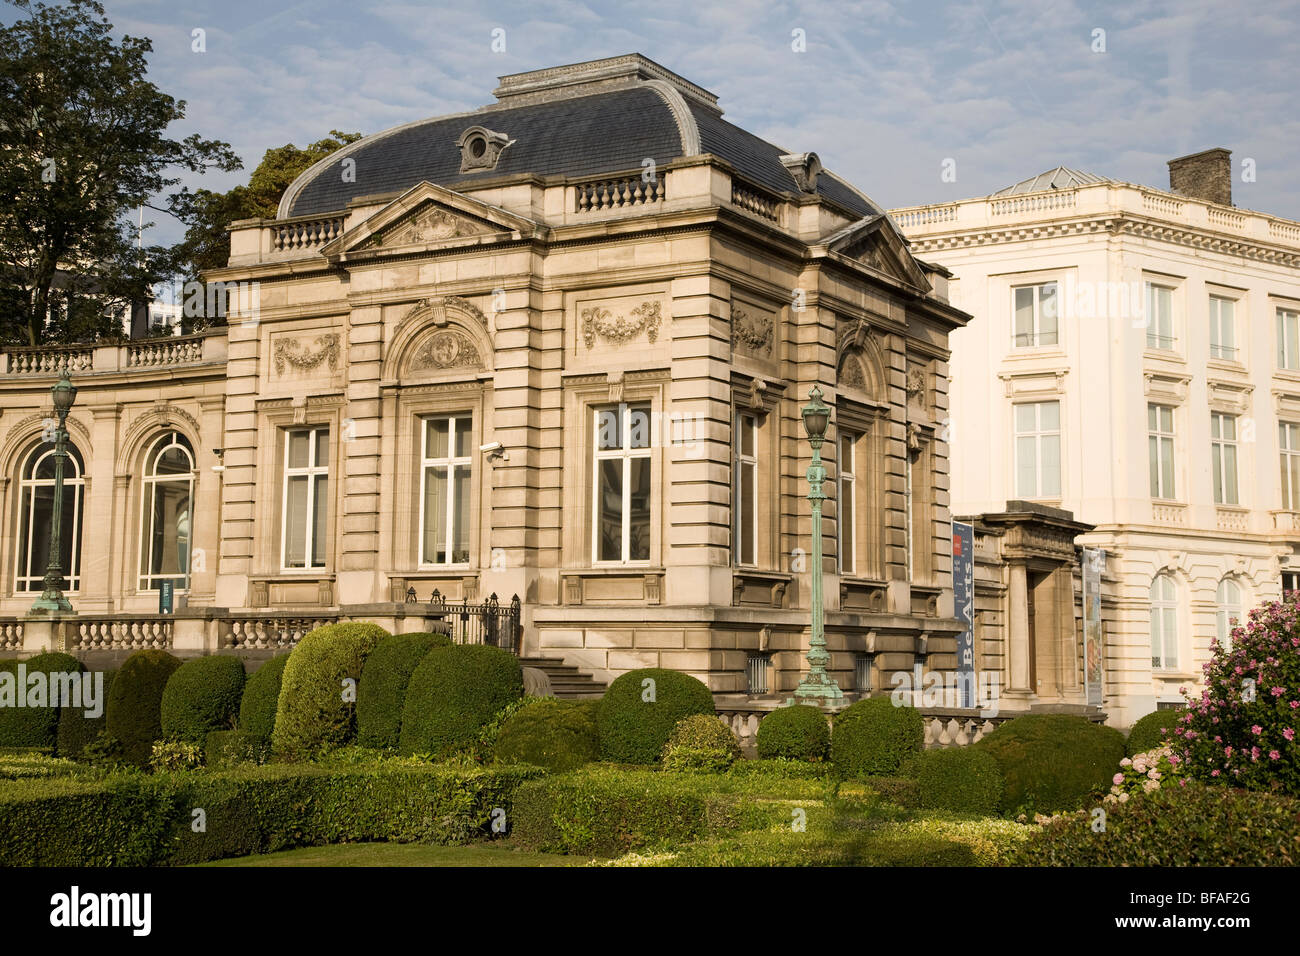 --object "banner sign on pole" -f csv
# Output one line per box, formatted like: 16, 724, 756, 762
1082, 548, 1104, 707
952, 521, 975, 708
